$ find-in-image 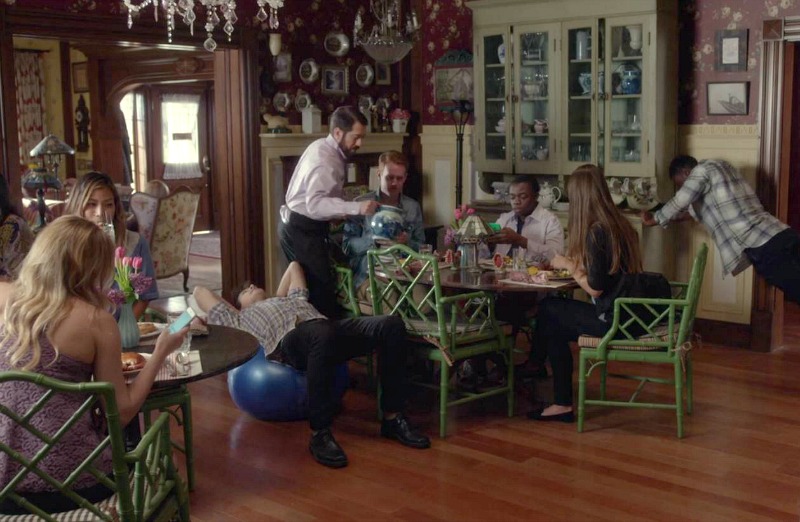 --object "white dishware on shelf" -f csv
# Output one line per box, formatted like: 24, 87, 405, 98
538, 181, 562, 209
